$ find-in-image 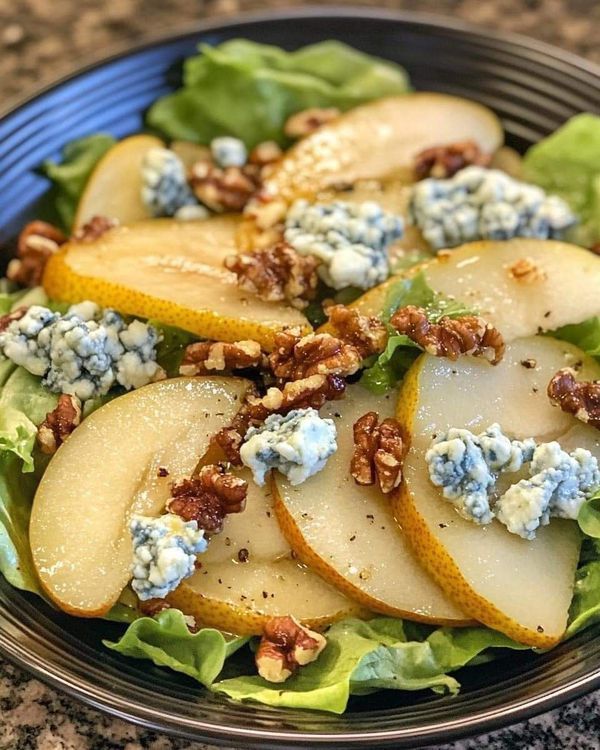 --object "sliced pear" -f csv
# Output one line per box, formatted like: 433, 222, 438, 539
490, 146, 523, 179
30, 376, 250, 617
43, 218, 309, 349
393, 336, 600, 647
167, 470, 364, 635
272, 385, 470, 625
74, 134, 163, 229
345, 239, 600, 341
241, 93, 502, 246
